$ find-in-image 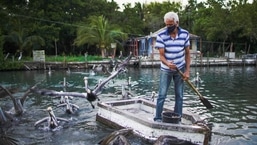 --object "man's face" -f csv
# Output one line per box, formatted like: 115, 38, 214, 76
165, 19, 177, 34
165, 19, 176, 27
